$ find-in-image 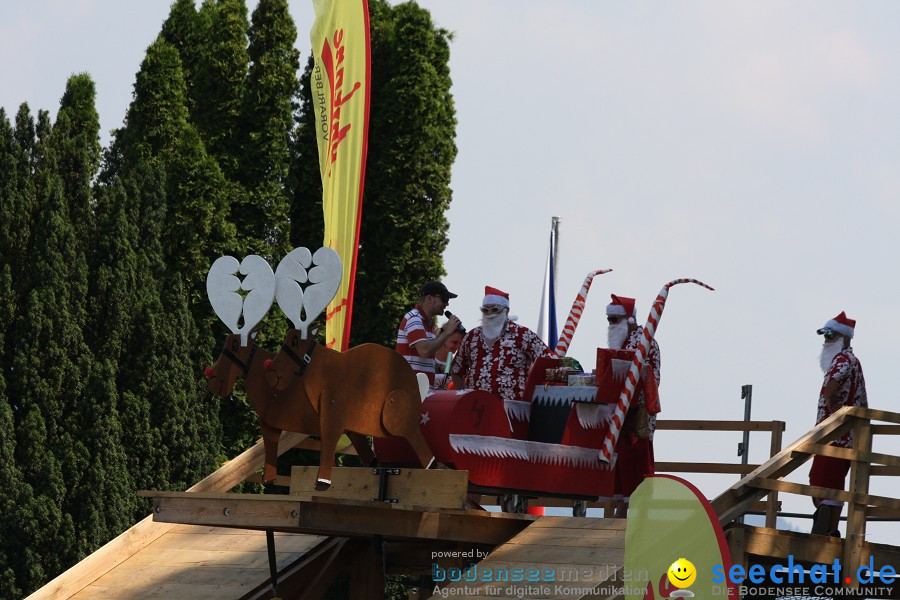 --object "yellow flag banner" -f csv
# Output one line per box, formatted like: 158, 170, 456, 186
310, 0, 371, 351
